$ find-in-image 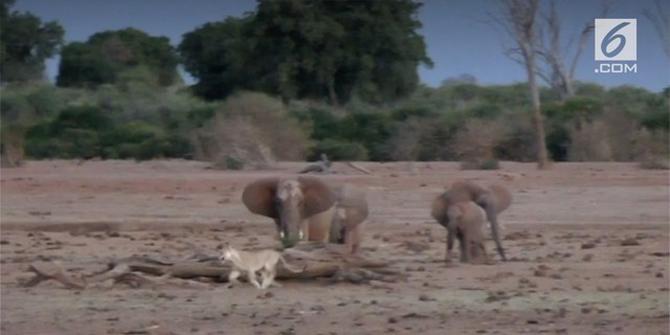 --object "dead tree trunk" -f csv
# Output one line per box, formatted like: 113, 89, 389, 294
524, 45, 550, 169
496, 0, 550, 169
22, 242, 402, 289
